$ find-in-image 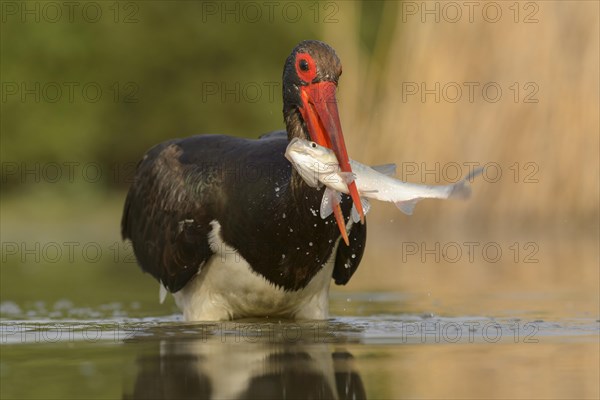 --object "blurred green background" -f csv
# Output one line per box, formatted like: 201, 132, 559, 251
1, 1, 598, 318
